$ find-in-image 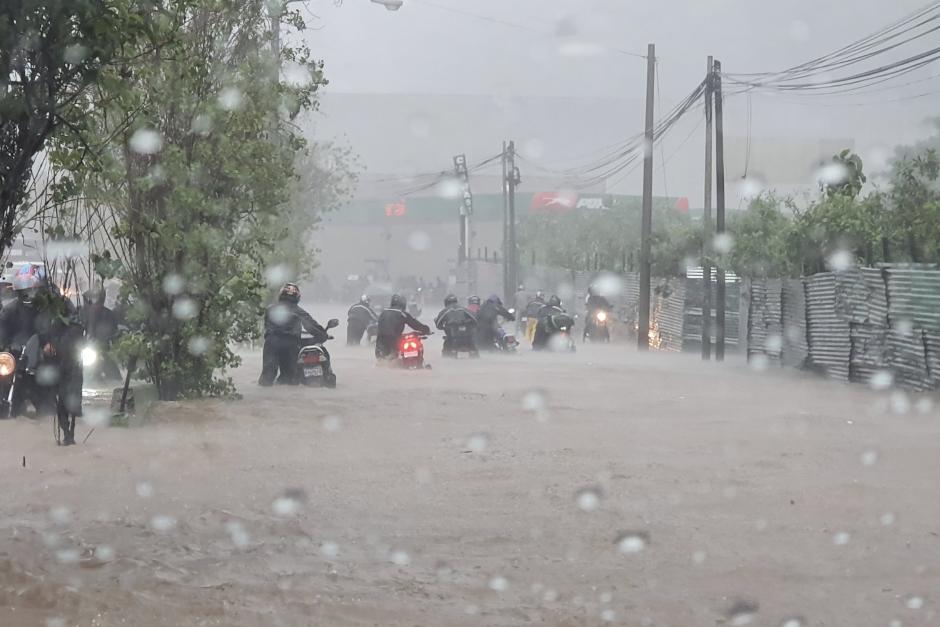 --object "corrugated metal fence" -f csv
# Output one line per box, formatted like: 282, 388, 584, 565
743, 266, 940, 390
